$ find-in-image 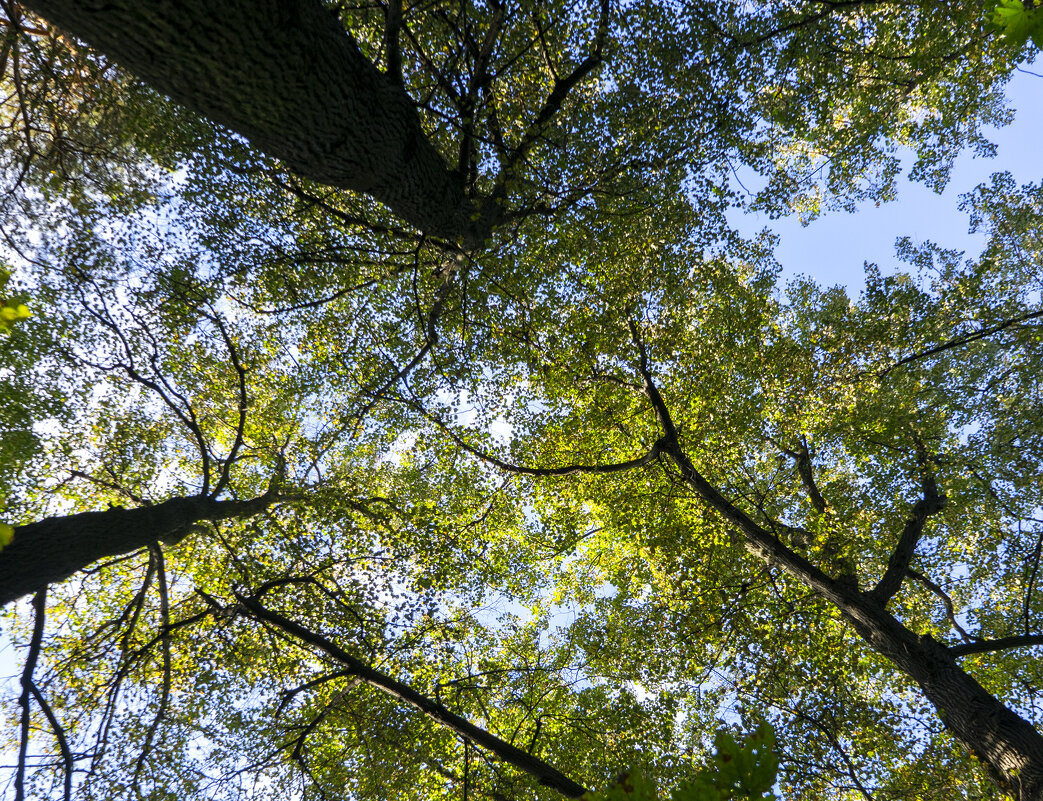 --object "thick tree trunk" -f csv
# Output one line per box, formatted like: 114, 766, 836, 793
840, 595, 1043, 800
0, 494, 273, 605
21, 0, 478, 241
